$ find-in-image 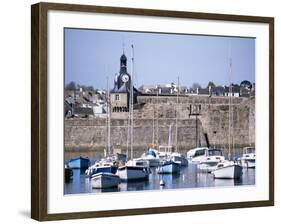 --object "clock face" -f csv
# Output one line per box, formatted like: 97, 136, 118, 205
121, 74, 129, 83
